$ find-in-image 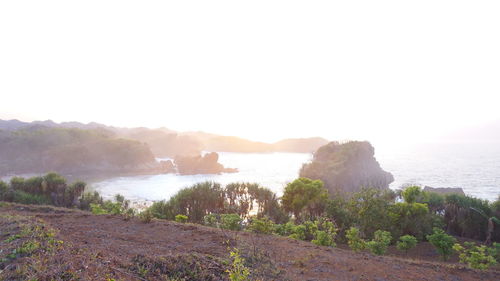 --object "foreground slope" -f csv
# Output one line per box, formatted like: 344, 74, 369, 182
1, 203, 498, 281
